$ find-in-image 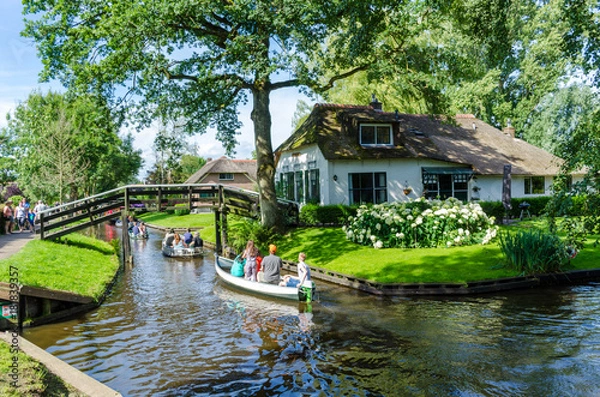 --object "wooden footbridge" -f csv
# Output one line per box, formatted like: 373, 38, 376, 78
35, 183, 299, 256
